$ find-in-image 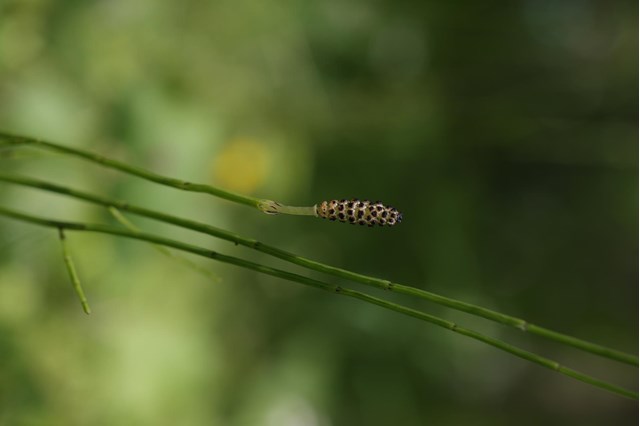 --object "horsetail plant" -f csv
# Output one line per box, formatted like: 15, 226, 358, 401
0, 131, 403, 227
0, 131, 637, 399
